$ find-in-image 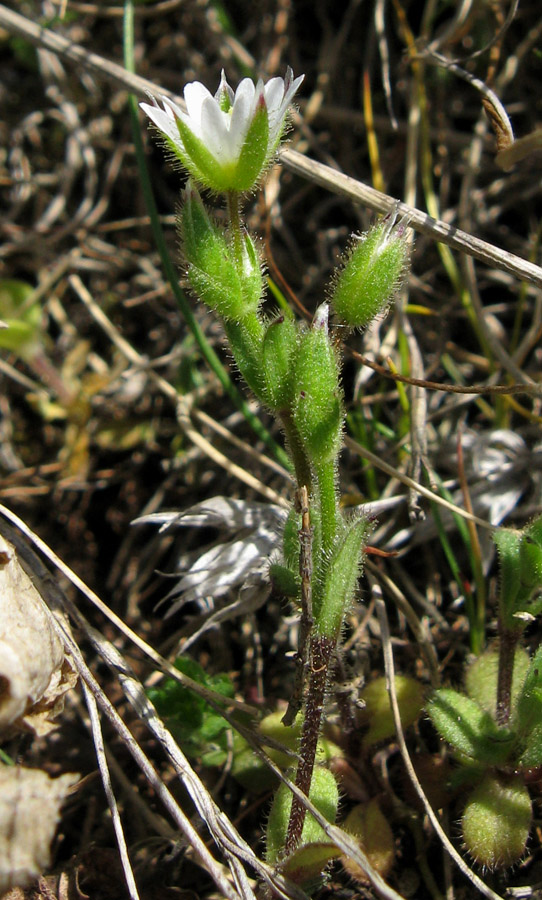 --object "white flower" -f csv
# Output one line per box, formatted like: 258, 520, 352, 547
140, 67, 304, 193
